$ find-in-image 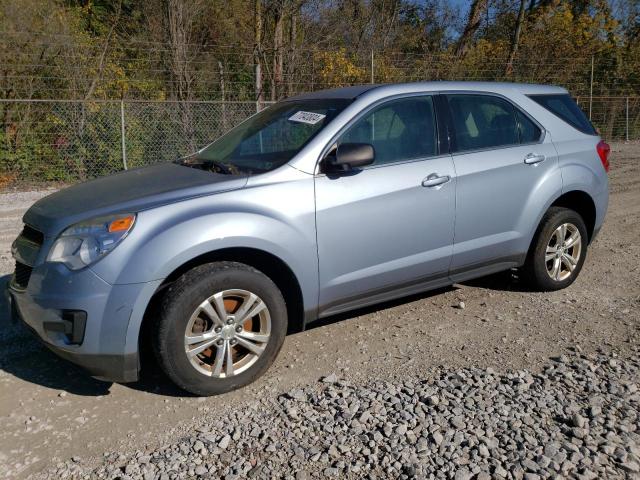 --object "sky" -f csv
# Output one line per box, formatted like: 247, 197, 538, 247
447, 0, 471, 13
